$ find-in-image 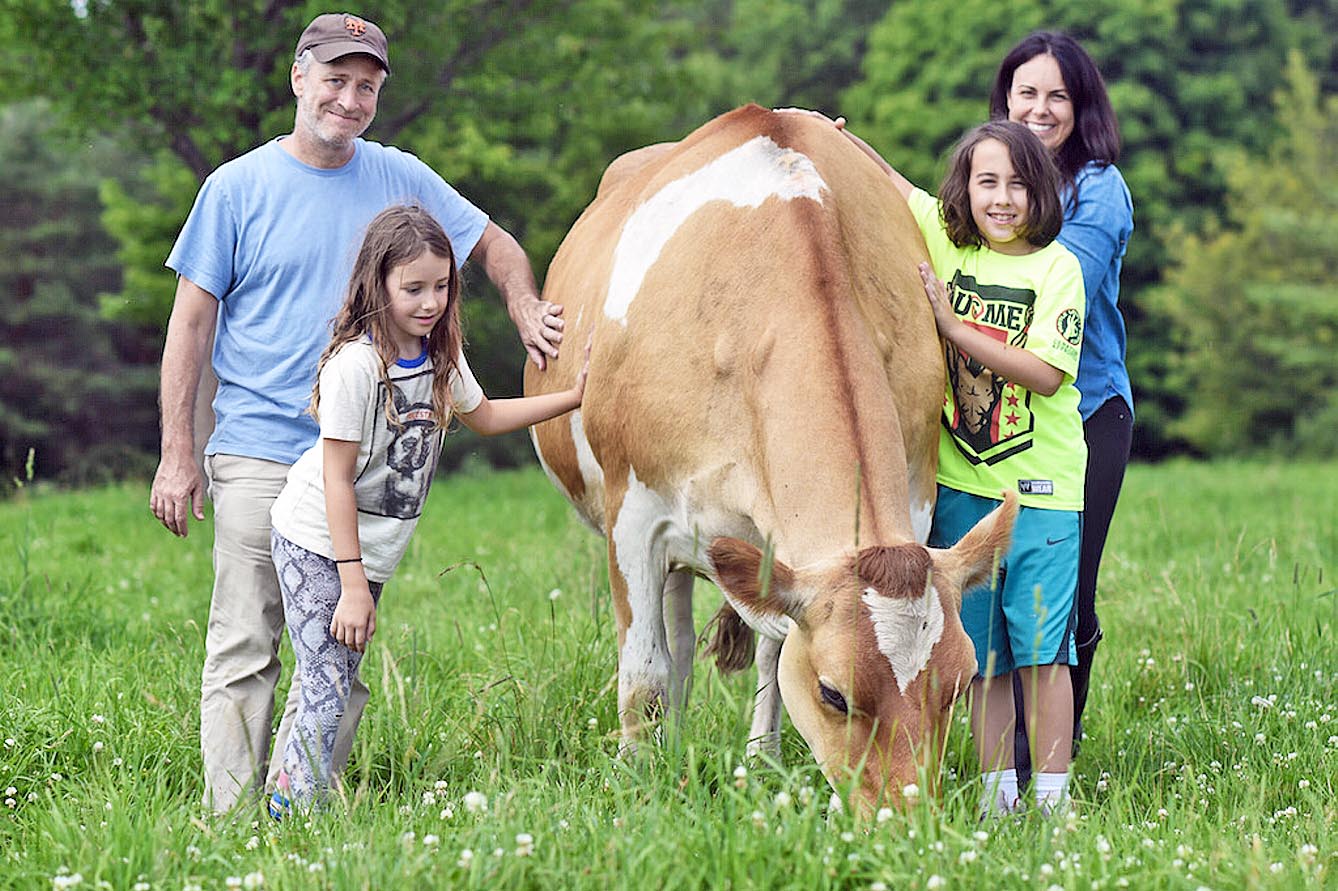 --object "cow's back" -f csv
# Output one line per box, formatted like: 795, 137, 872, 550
526, 104, 942, 553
